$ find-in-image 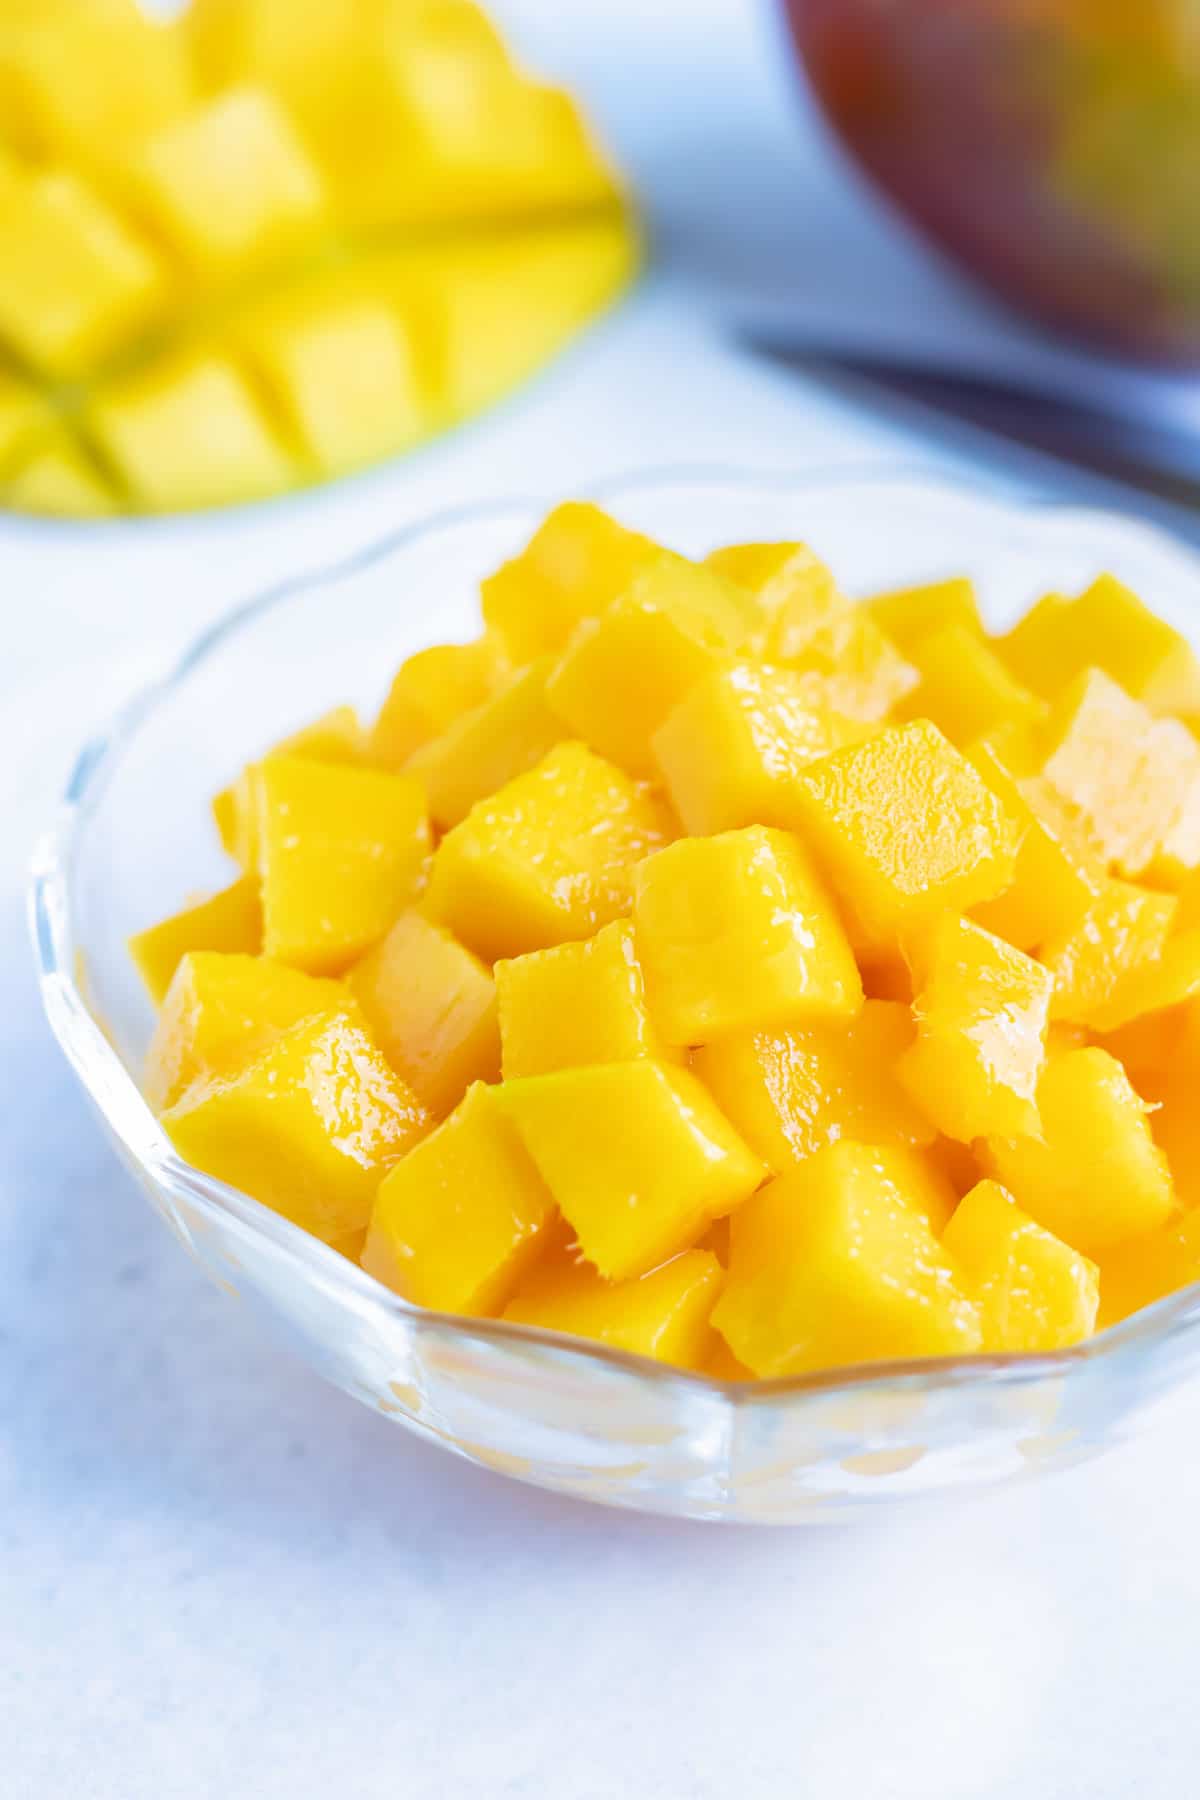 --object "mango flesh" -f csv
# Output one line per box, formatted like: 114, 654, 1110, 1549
0, 4, 636, 516
133, 508, 1200, 1376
